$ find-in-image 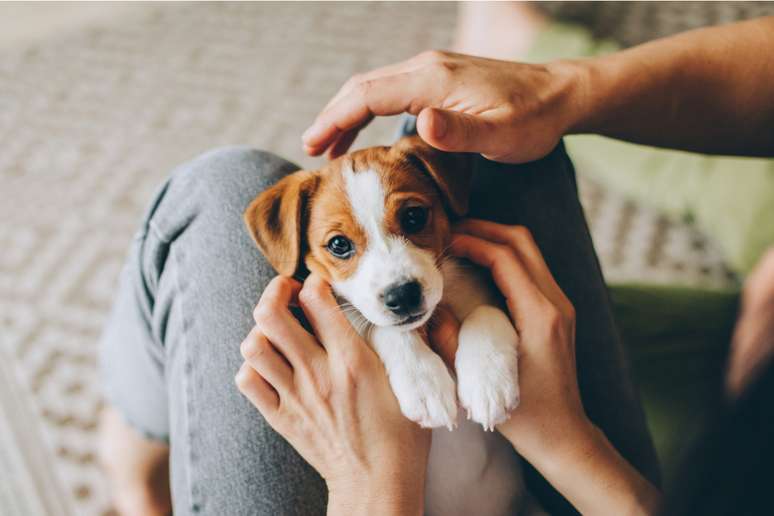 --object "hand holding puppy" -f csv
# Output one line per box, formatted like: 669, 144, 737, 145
237, 221, 658, 515
432, 220, 659, 516
235, 274, 429, 516
429, 219, 584, 456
